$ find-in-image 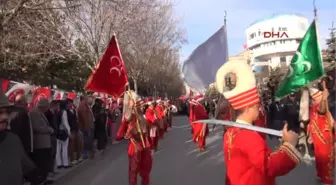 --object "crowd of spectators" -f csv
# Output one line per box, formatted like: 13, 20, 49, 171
0, 92, 122, 185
